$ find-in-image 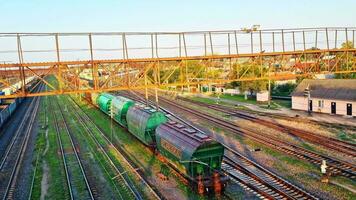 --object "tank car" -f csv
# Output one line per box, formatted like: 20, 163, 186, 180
155, 120, 228, 194
126, 104, 168, 147
96, 93, 115, 115
111, 96, 134, 127
91, 93, 228, 194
